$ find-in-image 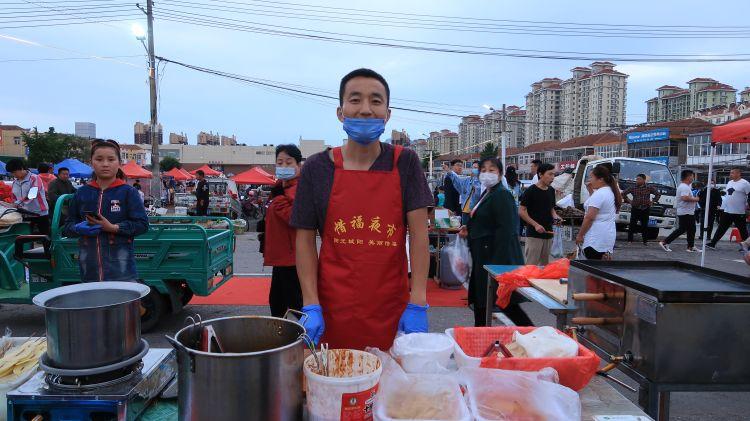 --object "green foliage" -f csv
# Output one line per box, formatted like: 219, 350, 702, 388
22, 127, 91, 166
159, 156, 181, 172
480, 142, 497, 160
421, 156, 430, 170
